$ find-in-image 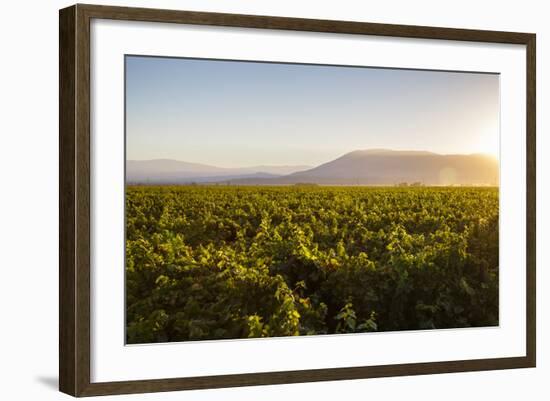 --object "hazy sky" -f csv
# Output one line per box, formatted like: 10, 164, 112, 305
126, 56, 499, 168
